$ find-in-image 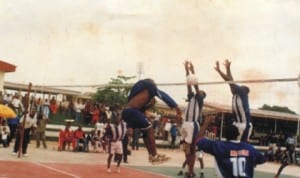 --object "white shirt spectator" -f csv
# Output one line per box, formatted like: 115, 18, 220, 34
19, 114, 37, 129
75, 102, 84, 113
12, 97, 23, 109
164, 120, 172, 131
